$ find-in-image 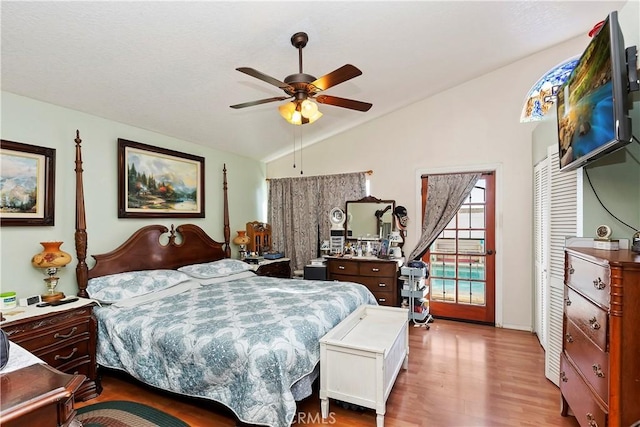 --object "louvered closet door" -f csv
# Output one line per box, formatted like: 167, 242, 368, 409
544, 144, 577, 387
534, 158, 549, 350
